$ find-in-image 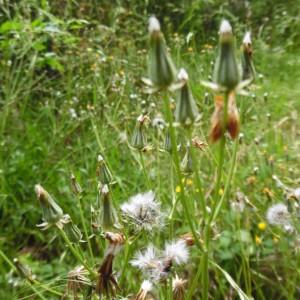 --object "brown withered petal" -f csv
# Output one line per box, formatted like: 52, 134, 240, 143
227, 92, 240, 139
210, 95, 224, 142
